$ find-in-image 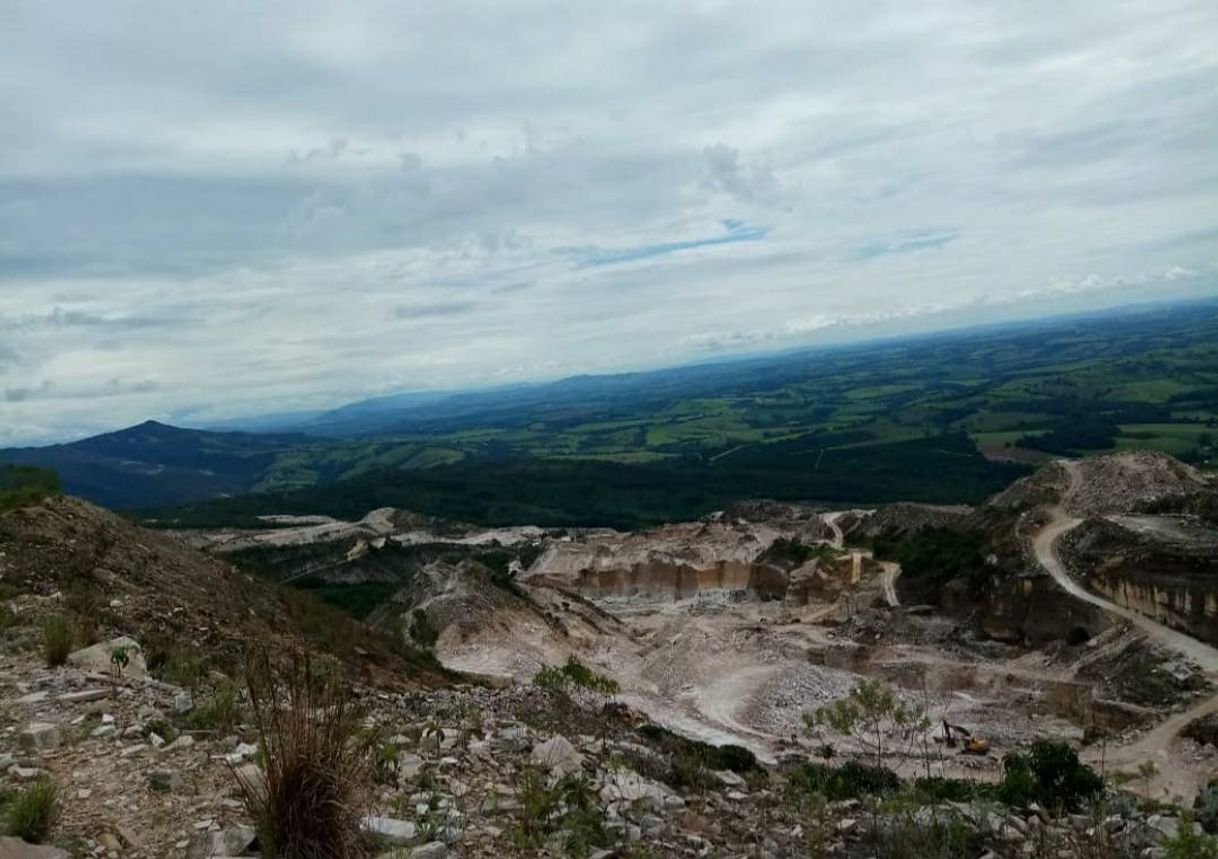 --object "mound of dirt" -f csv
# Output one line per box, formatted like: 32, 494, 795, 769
374, 559, 624, 679
0, 496, 442, 684
1067, 451, 1212, 517
987, 459, 1072, 511
845, 503, 977, 540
